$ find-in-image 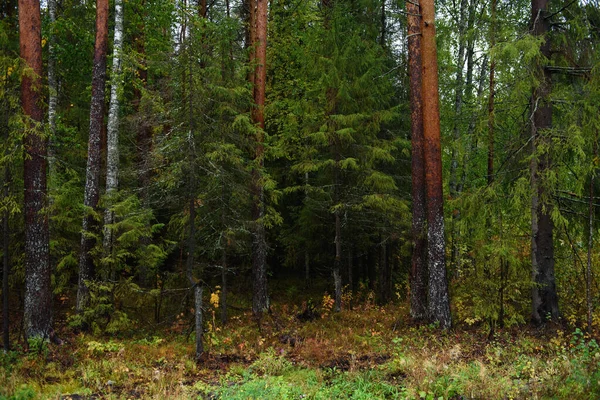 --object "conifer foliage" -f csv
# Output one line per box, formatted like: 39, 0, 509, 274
3, 0, 600, 358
